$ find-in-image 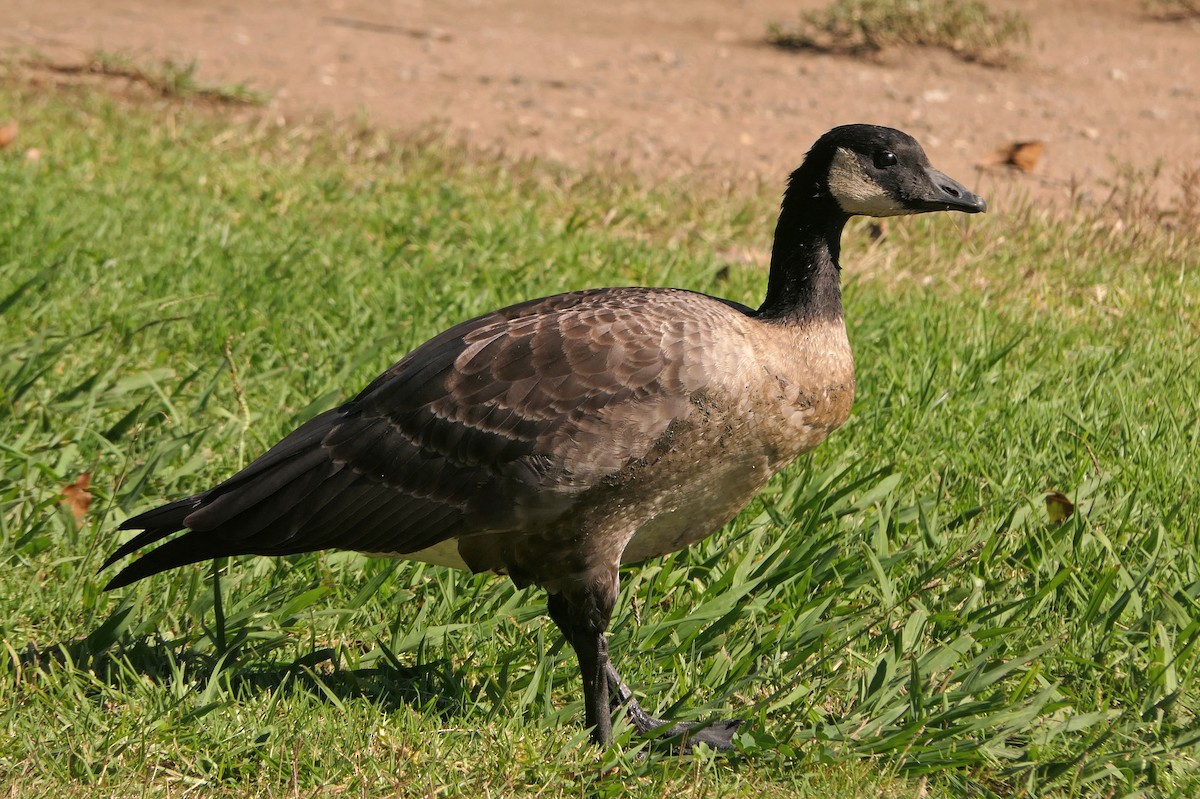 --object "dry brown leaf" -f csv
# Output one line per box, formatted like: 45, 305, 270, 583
61, 473, 93, 525
1045, 490, 1074, 525
1007, 141, 1045, 172
0, 122, 17, 150
980, 140, 1045, 173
